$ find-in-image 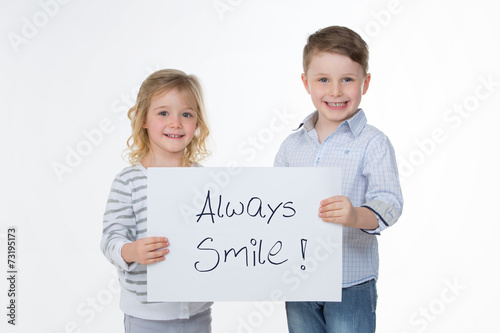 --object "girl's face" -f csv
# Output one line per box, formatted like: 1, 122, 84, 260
142, 89, 198, 166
